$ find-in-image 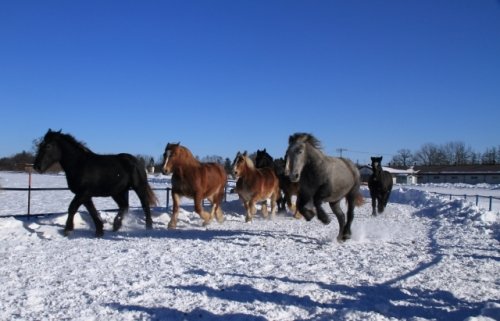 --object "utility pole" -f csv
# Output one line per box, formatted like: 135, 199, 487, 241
336, 148, 347, 158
